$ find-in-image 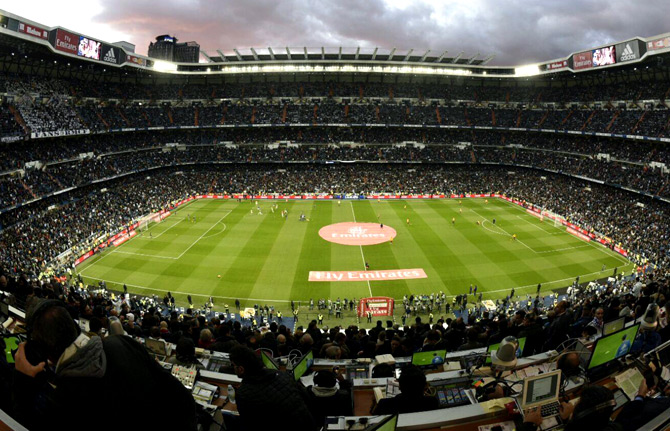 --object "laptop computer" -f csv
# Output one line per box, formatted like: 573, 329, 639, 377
145, 337, 169, 361
521, 370, 562, 426
603, 317, 625, 336
574, 340, 592, 369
